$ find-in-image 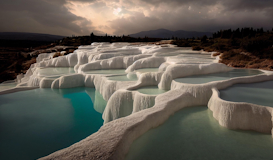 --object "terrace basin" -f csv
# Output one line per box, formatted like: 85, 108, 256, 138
0, 82, 17, 91
174, 69, 263, 84
0, 87, 106, 160
107, 74, 138, 81
136, 86, 167, 95
135, 68, 159, 73
84, 69, 126, 75
36, 67, 75, 76
126, 106, 273, 160
220, 80, 273, 107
